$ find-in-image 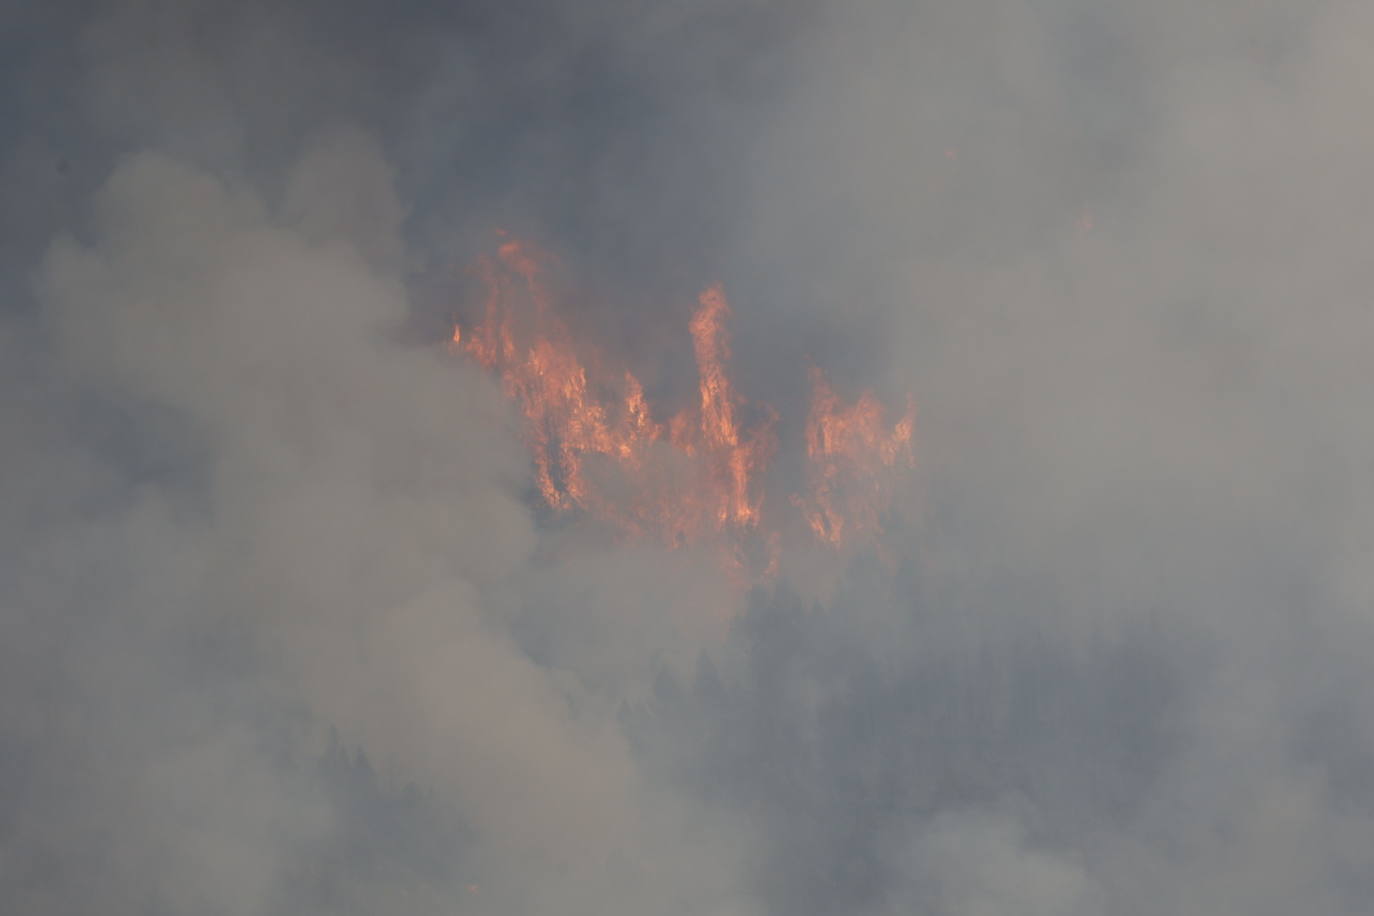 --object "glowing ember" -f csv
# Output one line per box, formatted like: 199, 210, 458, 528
451, 238, 914, 578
